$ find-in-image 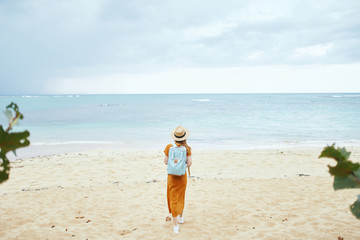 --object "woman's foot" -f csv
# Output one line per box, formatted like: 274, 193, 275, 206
178, 215, 184, 224
173, 225, 179, 233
